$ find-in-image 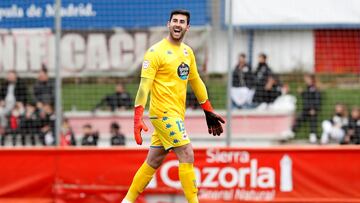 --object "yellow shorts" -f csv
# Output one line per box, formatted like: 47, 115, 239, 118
150, 116, 190, 150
